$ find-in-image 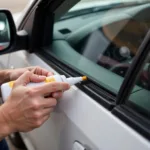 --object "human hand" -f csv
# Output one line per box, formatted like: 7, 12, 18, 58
9, 66, 53, 81
8, 66, 63, 99
0, 71, 70, 134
